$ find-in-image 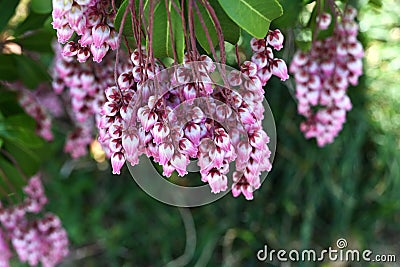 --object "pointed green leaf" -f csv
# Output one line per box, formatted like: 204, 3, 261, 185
151, 0, 184, 62
0, 0, 19, 32
217, 0, 283, 38
114, 0, 133, 37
